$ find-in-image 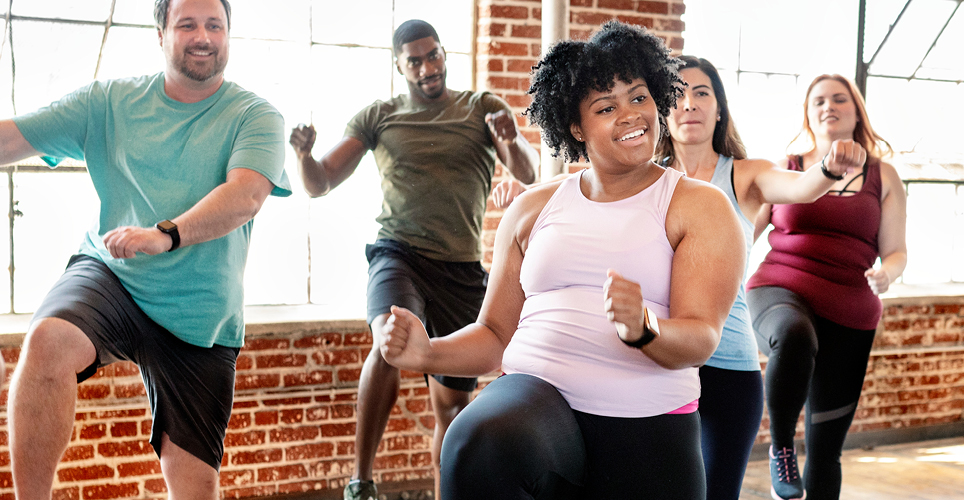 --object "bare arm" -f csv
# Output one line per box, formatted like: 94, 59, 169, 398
643, 179, 745, 369
0, 120, 40, 165
381, 184, 556, 376
289, 124, 368, 197
102, 167, 275, 258
486, 110, 538, 185
866, 161, 907, 295
750, 139, 864, 208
